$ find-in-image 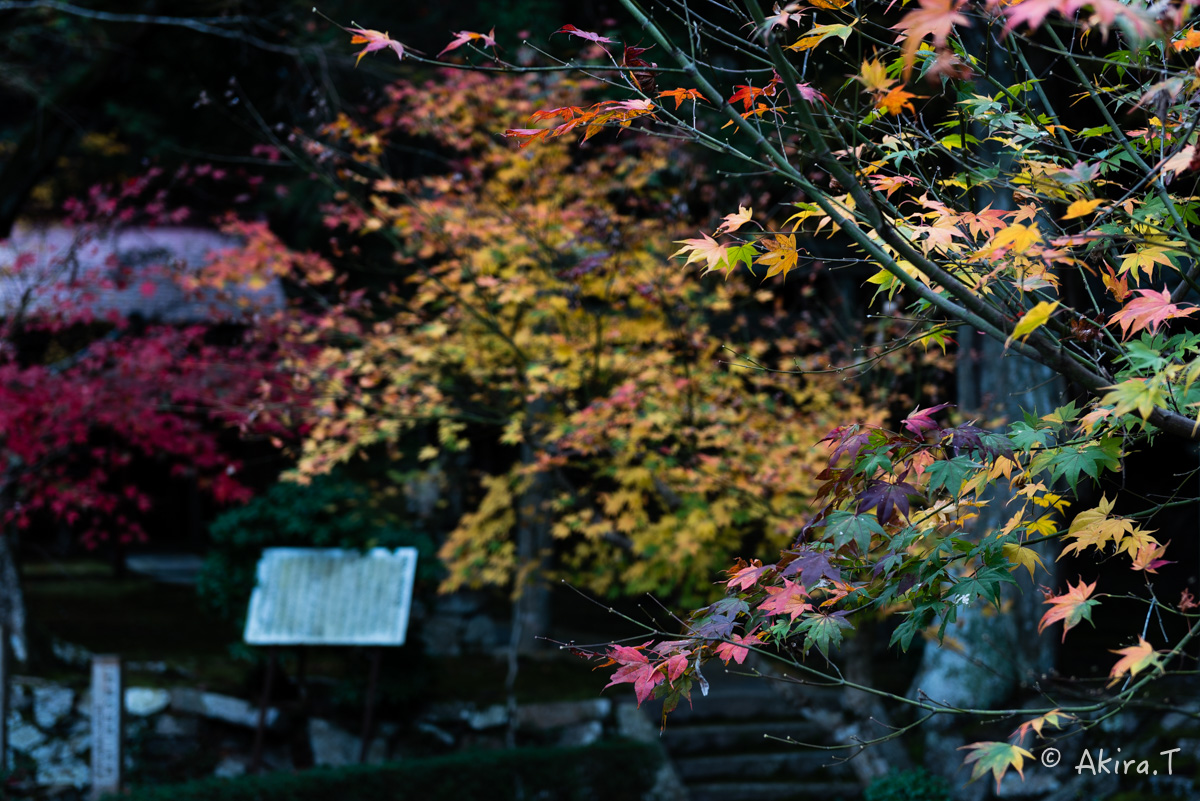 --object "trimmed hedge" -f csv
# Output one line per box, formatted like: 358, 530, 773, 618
113, 741, 663, 801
